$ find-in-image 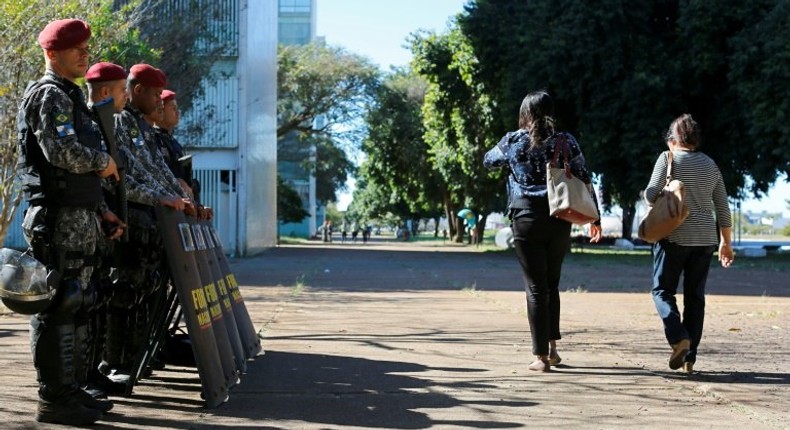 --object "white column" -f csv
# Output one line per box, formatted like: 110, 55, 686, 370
237, 0, 278, 255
